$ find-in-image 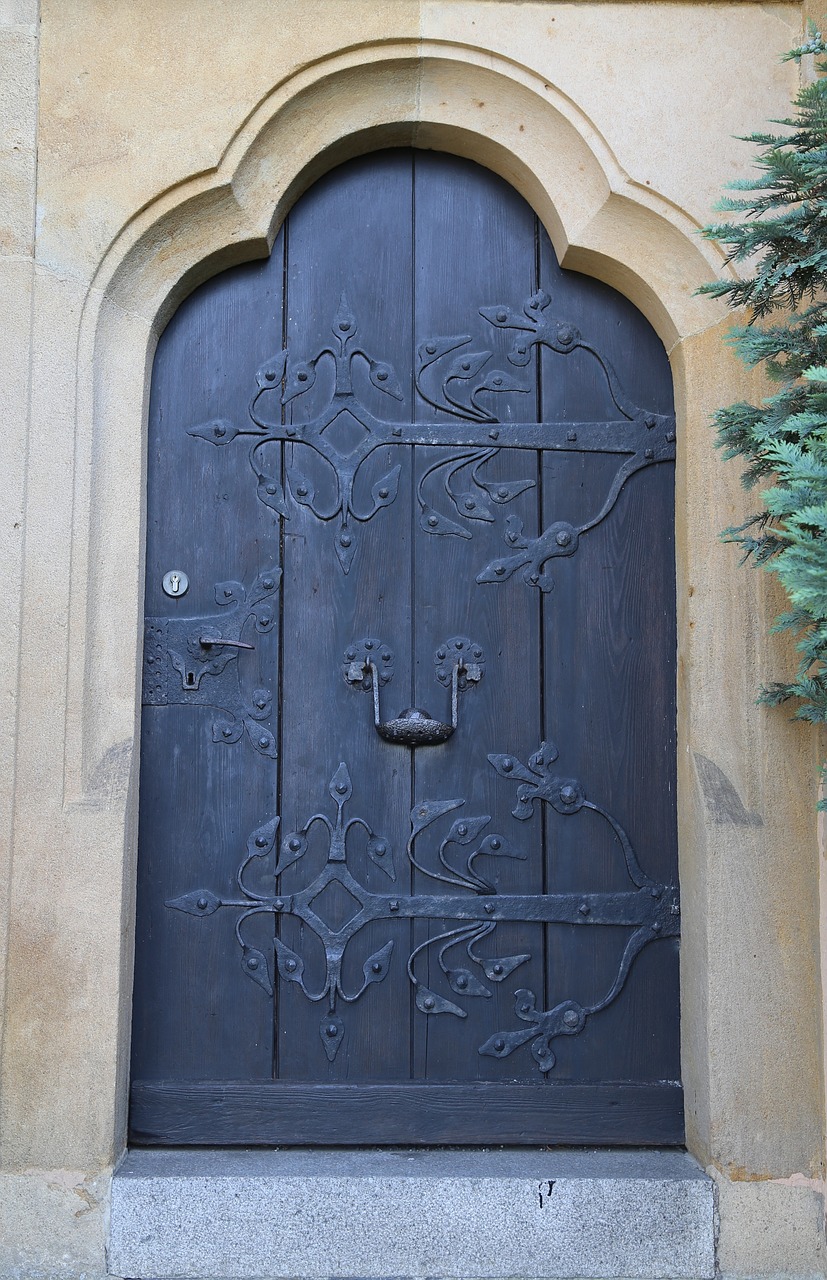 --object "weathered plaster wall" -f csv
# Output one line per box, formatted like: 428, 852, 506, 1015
1, 2, 824, 1277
